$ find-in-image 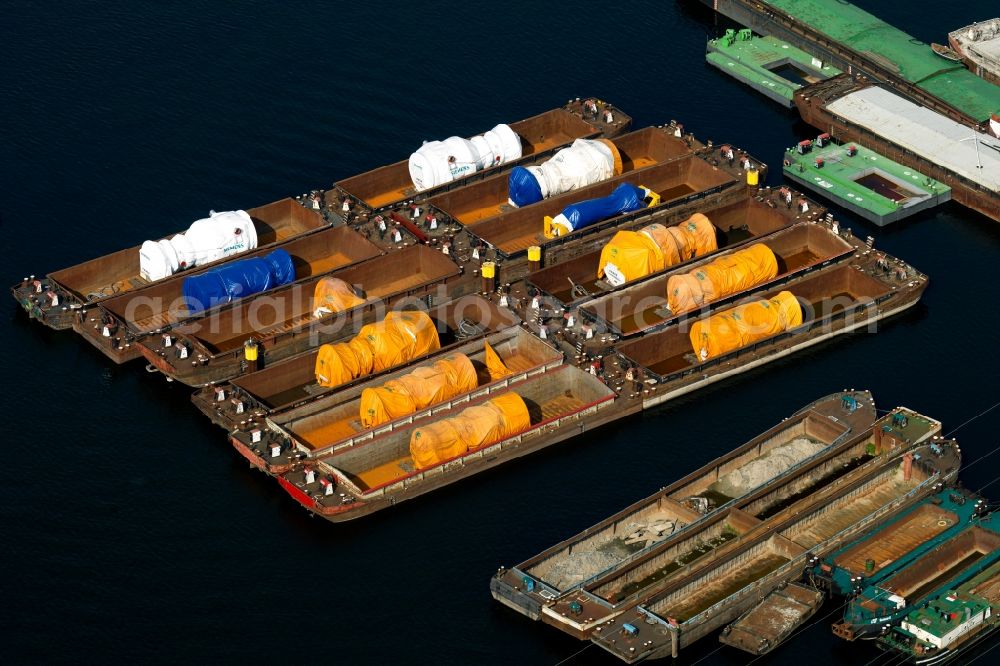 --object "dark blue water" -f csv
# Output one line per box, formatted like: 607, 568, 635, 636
2, 1, 998, 663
